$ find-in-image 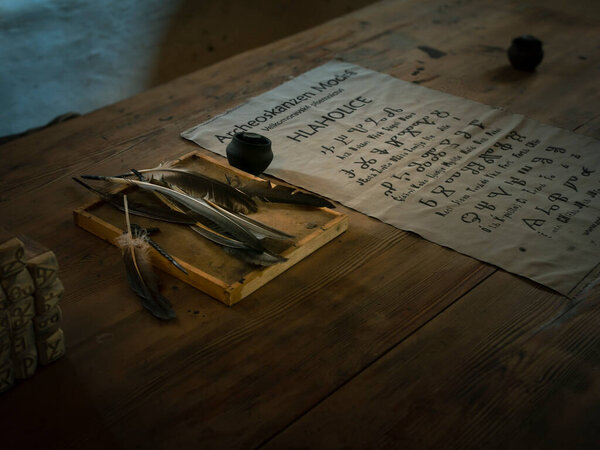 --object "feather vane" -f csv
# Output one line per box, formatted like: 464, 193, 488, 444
73, 177, 196, 225
204, 199, 293, 240
127, 173, 255, 251
81, 174, 265, 252
118, 164, 258, 214
130, 171, 292, 241
117, 196, 176, 320
227, 175, 335, 208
